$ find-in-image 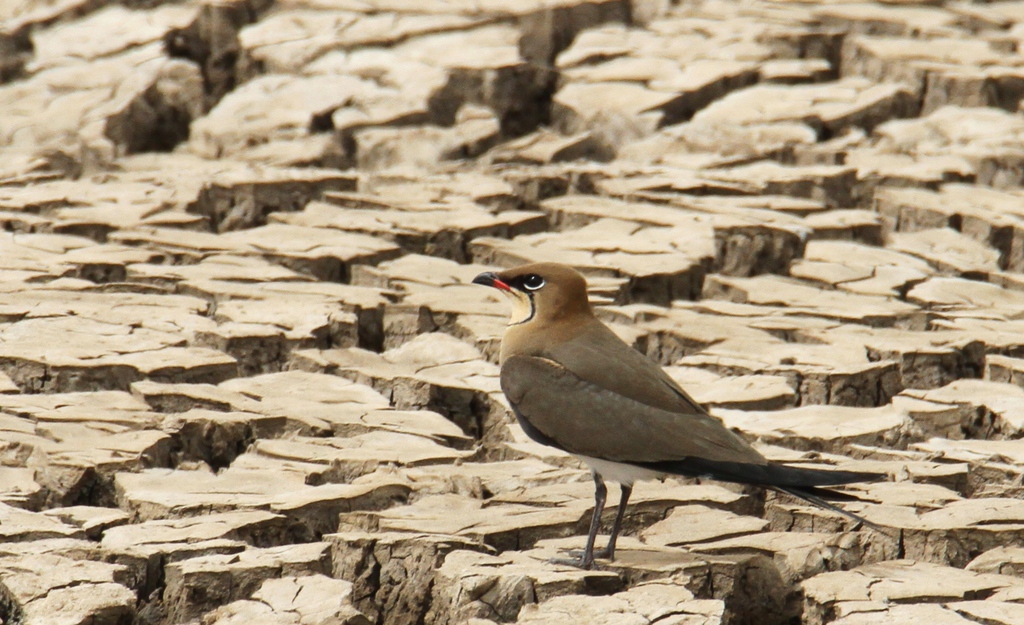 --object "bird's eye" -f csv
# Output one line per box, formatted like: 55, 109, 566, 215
522, 274, 545, 291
